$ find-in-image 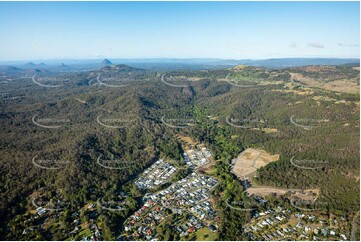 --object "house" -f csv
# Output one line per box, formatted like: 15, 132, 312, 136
313, 235, 320, 241
188, 227, 195, 233
261, 220, 268, 226
296, 223, 303, 229
266, 218, 274, 225
308, 215, 315, 221
208, 225, 217, 232
340, 234, 347, 240
37, 208, 47, 216
304, 226, 311, 232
